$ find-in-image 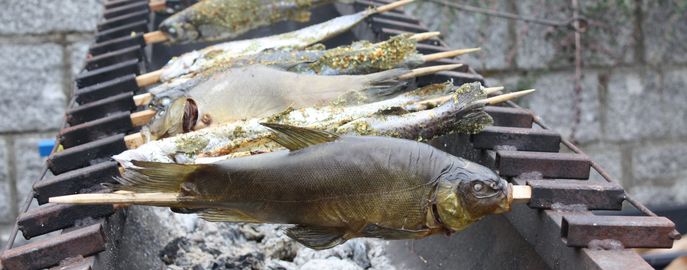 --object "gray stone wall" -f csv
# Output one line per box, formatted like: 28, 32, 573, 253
407, 0, 687, 206
0, 0, 103, 246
